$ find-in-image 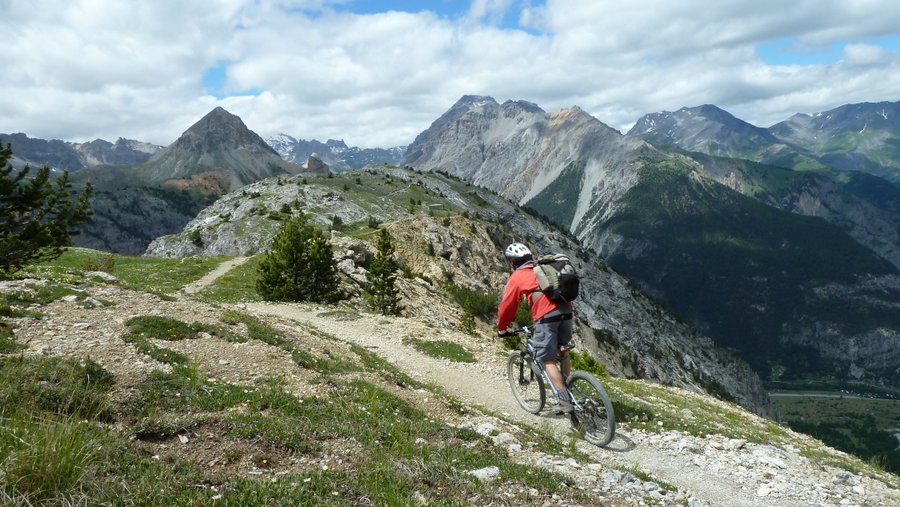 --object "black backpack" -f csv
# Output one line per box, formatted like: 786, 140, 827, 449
532, 254, 579, 303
